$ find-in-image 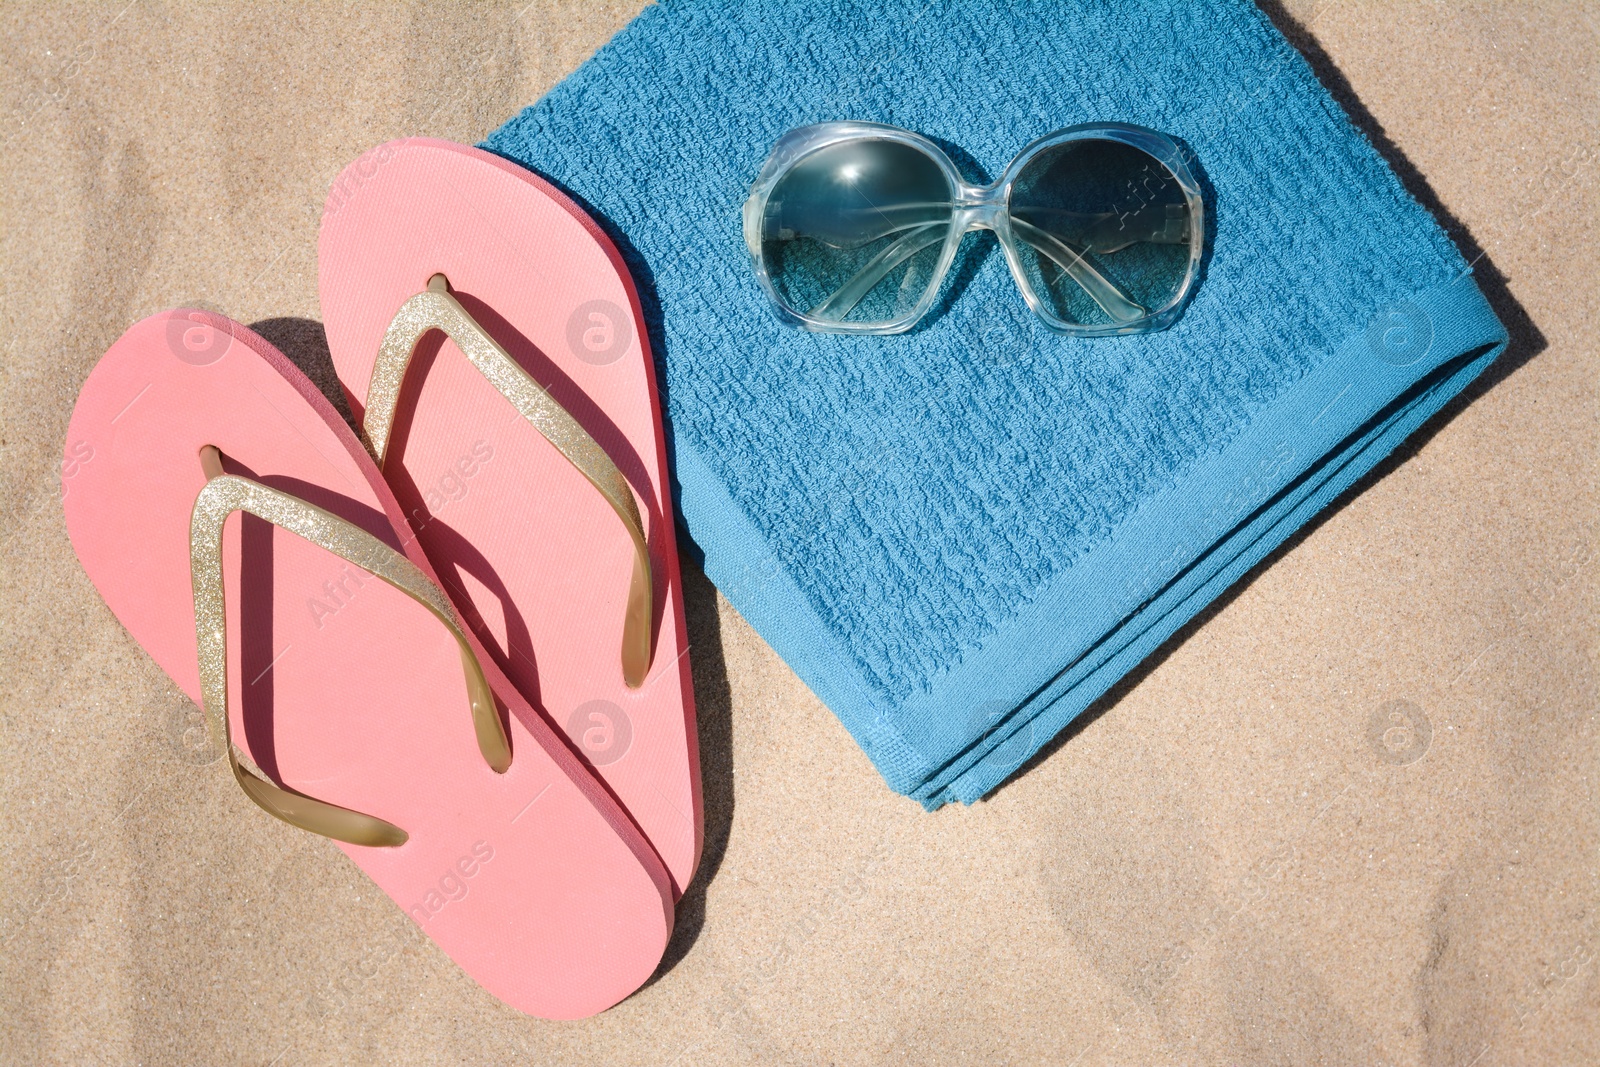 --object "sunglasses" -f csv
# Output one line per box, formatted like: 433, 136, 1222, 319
742, 122, 1204, 336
